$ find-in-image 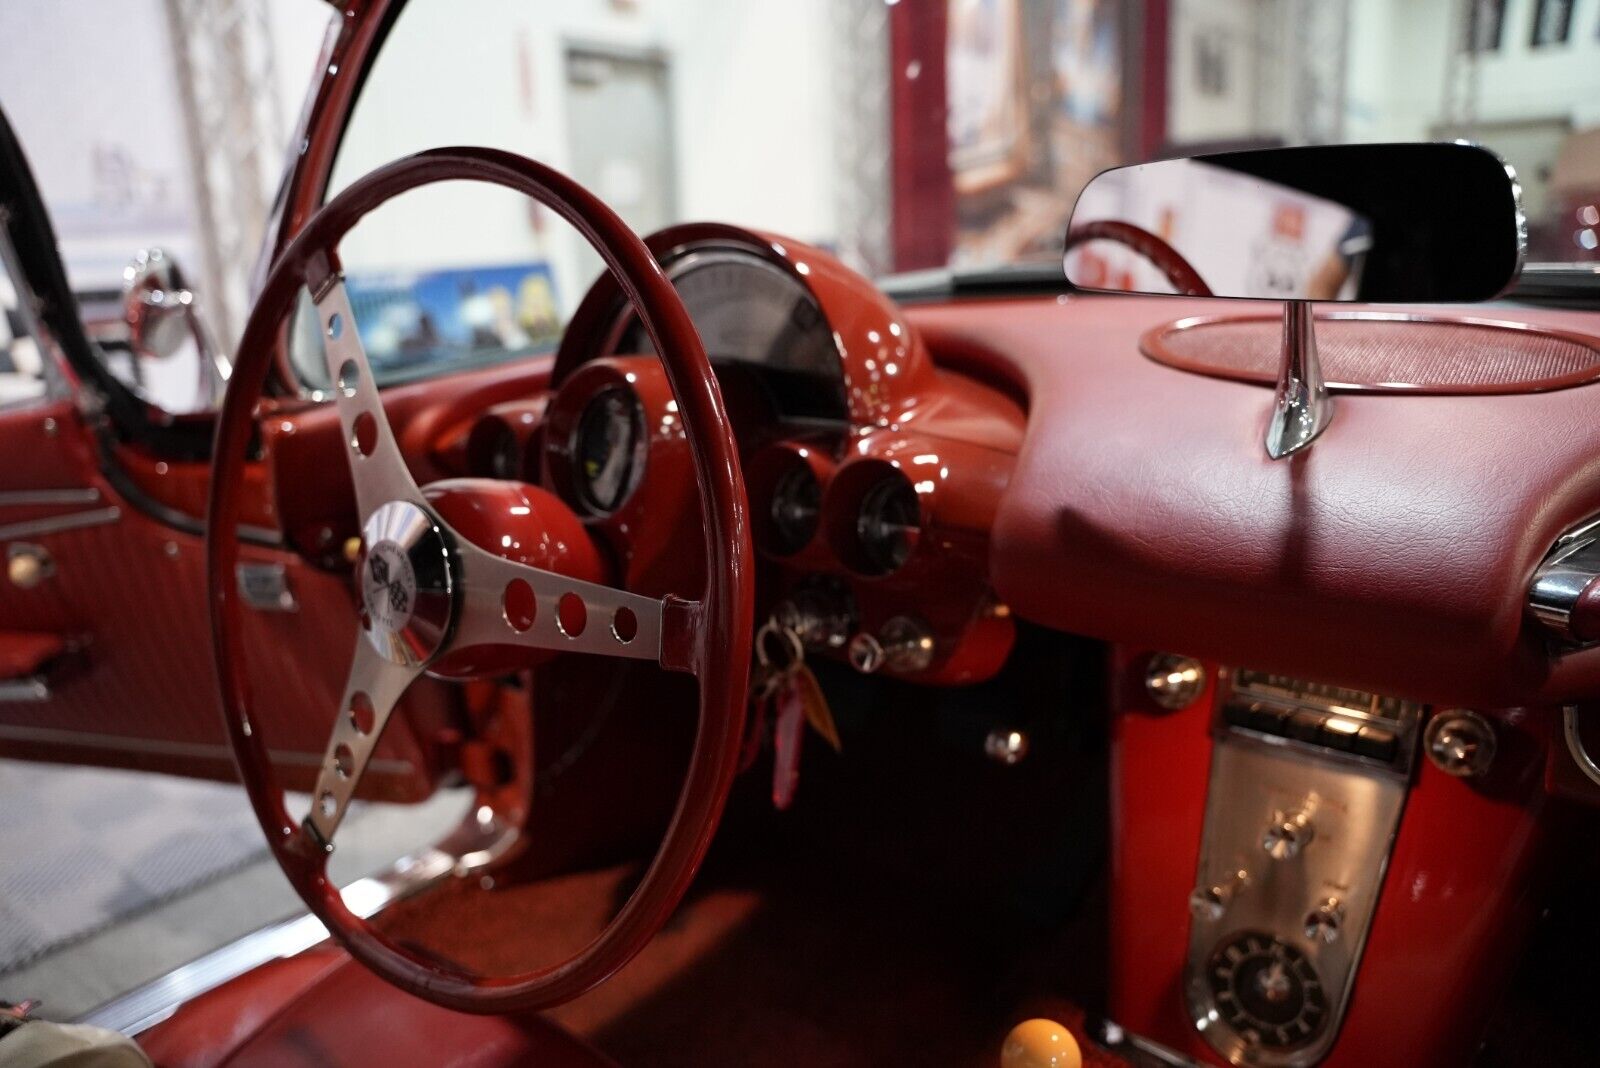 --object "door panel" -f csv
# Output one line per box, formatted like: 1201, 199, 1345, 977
0, 402, 446, 797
